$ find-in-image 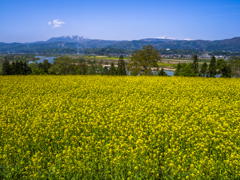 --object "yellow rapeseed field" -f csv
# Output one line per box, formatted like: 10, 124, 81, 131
1, 75, 240, 179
